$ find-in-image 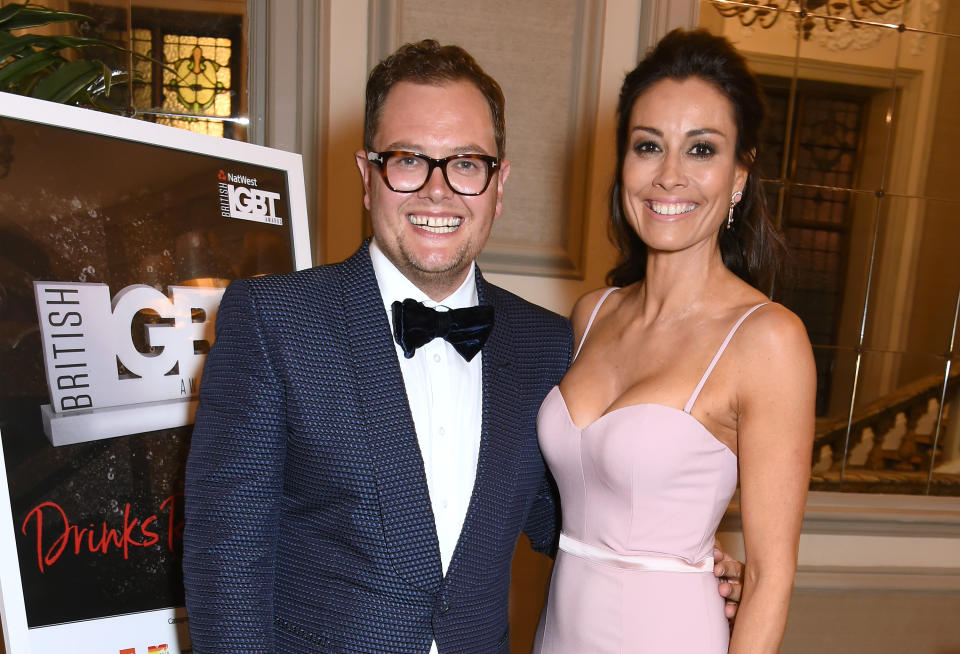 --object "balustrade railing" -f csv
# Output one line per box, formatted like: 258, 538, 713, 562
810, 367, 960, 494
